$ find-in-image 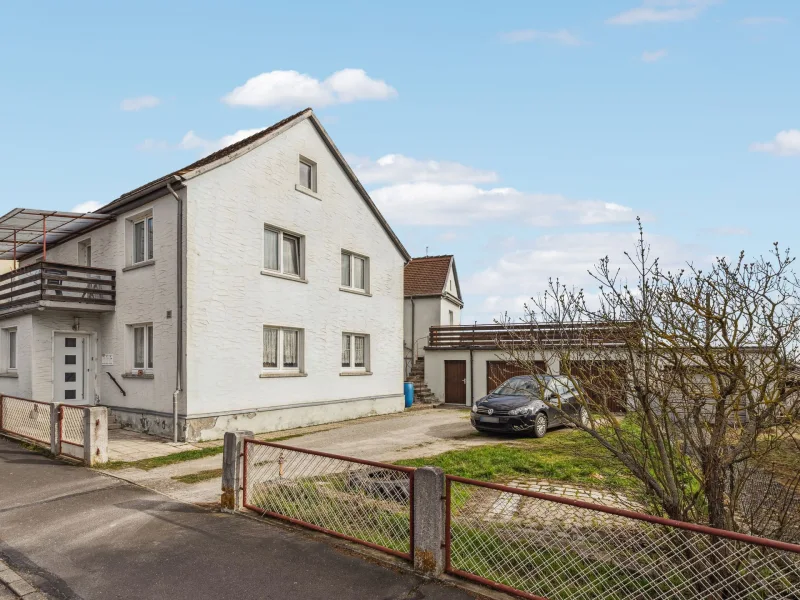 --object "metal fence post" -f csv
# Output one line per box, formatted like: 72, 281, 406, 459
221, 430, 253, 512
83, 406, 108, 465
49, 402, 61, 455
413, 466, 446, 576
